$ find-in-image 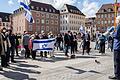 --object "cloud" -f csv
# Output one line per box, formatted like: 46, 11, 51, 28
32, 0, 78, 9
81, 0, 99, 18
8, 0, 14, 6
